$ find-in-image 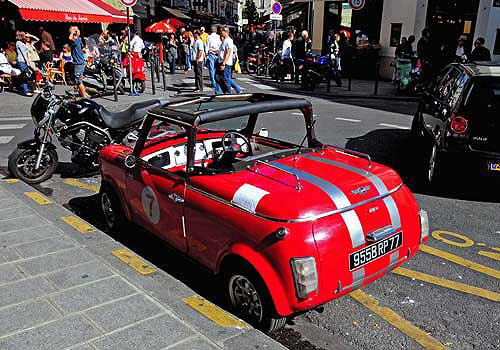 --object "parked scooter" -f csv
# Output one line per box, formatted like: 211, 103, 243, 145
83, 53, 124, 96
122, 52, 147, 93
297, 52, 336, 91
8, 84, 168, 184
